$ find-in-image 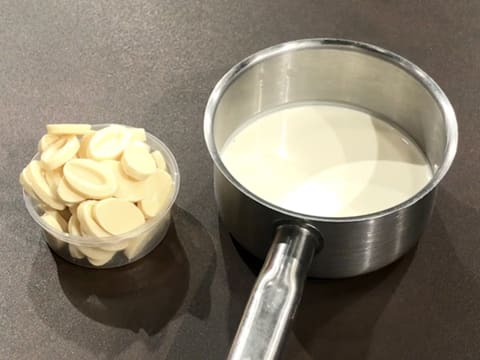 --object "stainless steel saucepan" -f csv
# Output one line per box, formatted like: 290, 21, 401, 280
204, 39, 457, 360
